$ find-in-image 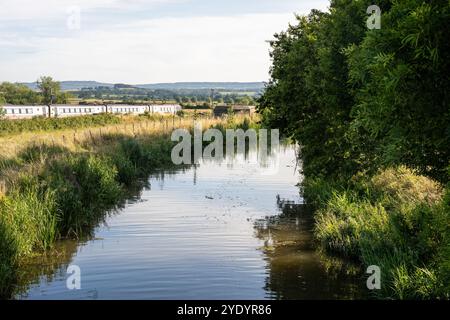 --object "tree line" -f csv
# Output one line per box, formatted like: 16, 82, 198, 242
75, 86, 257, 106
259, 0, 449, 184
0, 76, 70, 106
1, 78, 257, 108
